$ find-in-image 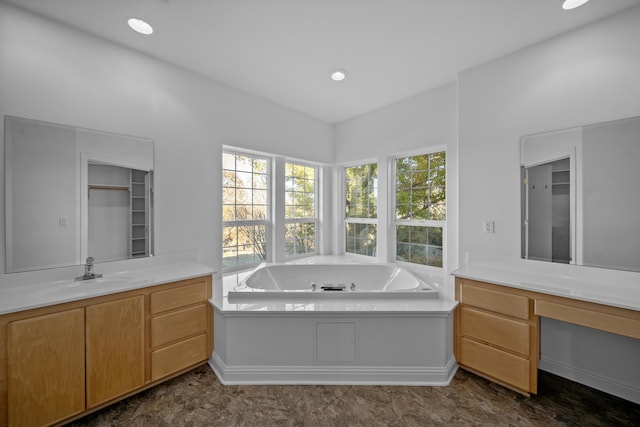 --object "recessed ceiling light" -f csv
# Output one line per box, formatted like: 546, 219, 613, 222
562, 0, 590, 10
330, 69, 347, 81
128, 18, 153, 35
